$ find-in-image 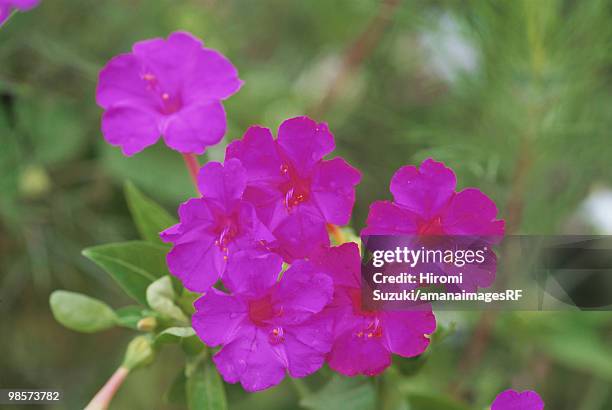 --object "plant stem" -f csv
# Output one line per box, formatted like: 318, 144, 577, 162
326, 223, 346, 244
84, 366, 129, 410
290, 377, 310, 399
309, 0, 401, 118
182, 153, 201, 195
